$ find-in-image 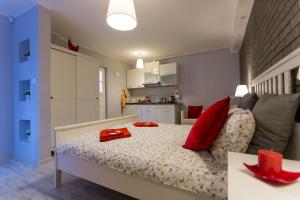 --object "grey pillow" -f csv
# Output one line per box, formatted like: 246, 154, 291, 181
247, 94, 300, 154
238, 93, 258, 110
